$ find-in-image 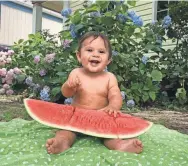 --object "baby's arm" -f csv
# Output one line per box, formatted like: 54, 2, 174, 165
61, 69, 81, 97
98, 73, 122, 117
107, 73, 123, 110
